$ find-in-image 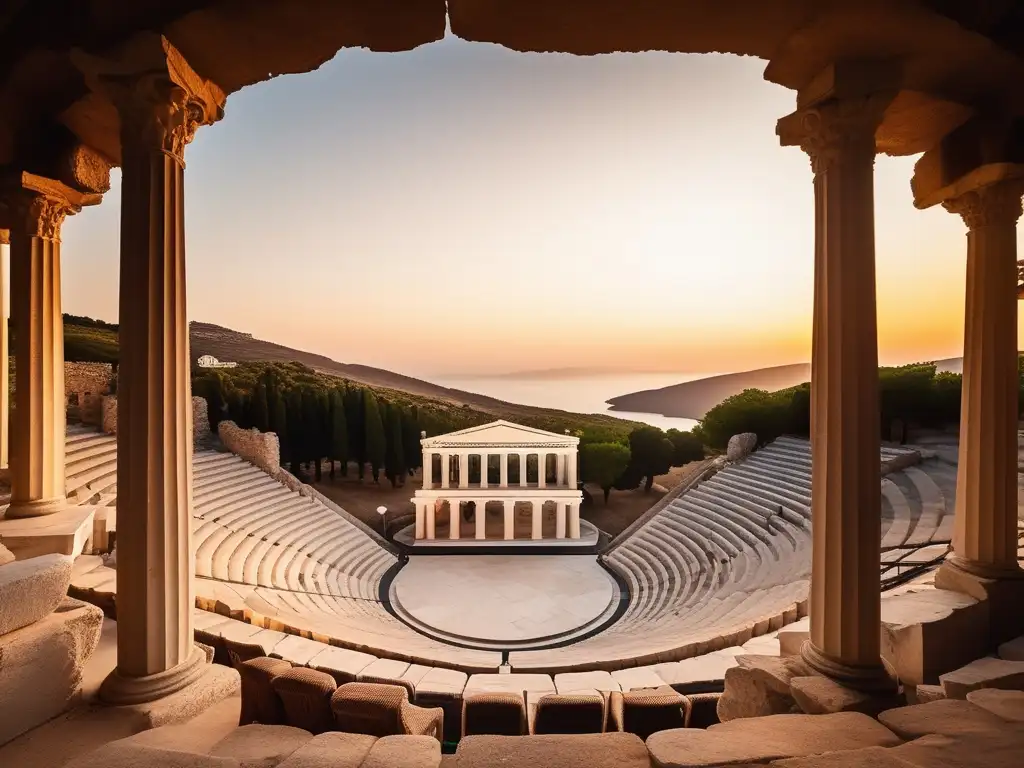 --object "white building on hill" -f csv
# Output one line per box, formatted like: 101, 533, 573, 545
410, 420, 584, 544
196, 354, 237, 369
